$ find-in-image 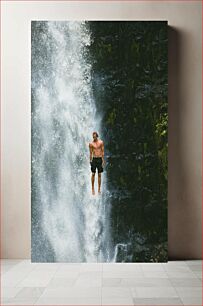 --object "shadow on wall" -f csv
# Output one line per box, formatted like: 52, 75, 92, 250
168, 26, 202, 259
